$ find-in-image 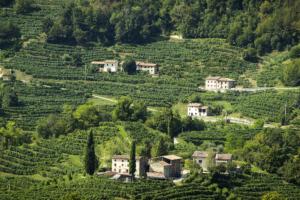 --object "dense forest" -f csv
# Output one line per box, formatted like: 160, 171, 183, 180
1, 0, 299, 54
45, 0, 300, 54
